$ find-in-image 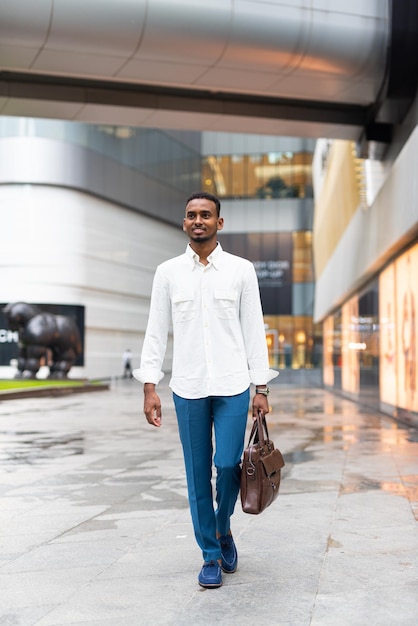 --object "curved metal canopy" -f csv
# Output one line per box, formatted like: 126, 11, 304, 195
0, 0, 416, 142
